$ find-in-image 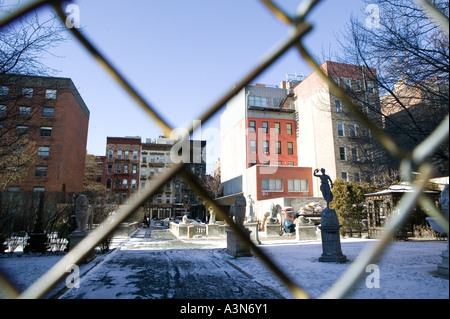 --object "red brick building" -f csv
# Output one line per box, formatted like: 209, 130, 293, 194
104, 137, 141, 204
0, 74, 90, 193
